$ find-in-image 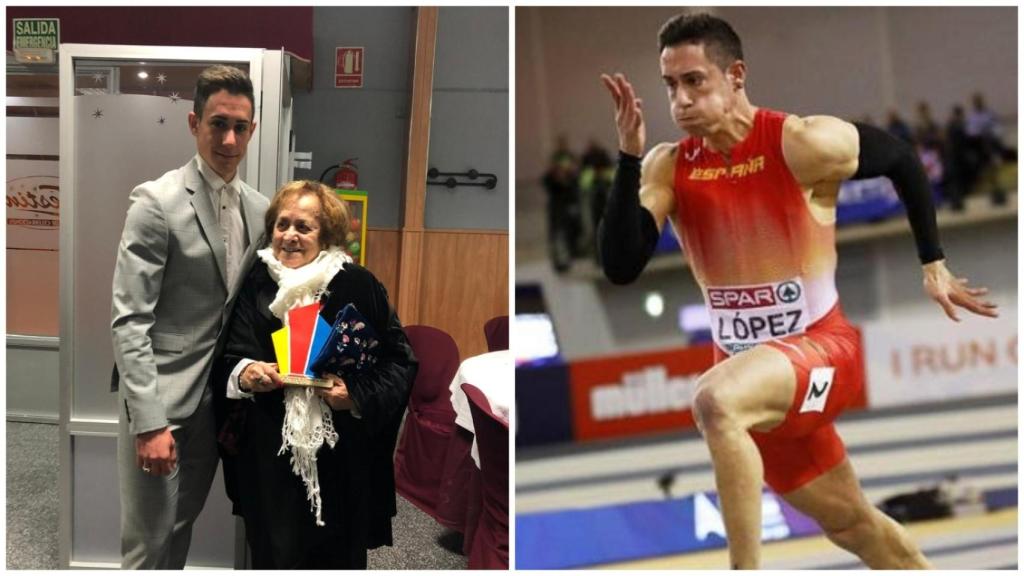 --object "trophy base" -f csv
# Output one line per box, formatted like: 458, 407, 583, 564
281, 374, 332, 389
